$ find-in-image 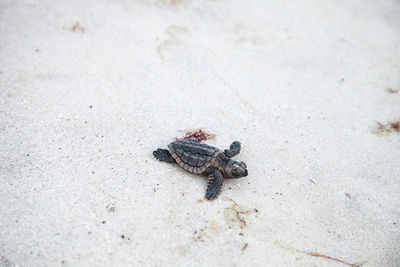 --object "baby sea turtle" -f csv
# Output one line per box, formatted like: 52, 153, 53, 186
153, 139, 248, 200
